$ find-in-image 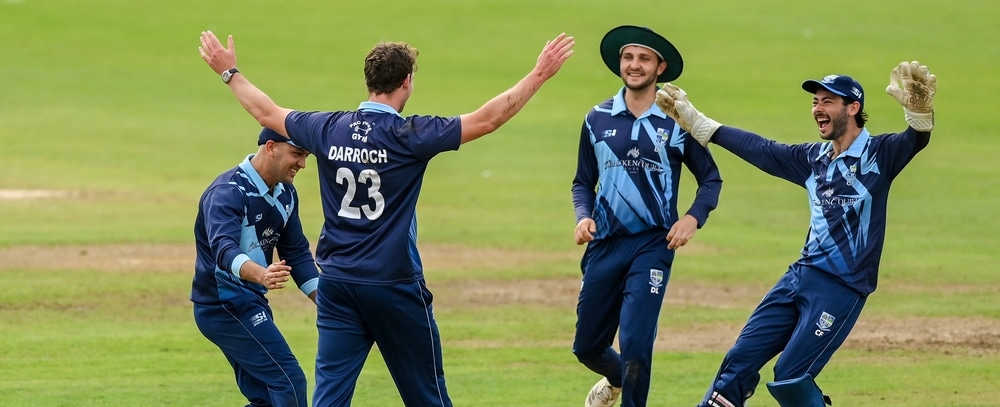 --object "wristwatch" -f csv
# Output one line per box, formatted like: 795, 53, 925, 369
221, 68, 240, 84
